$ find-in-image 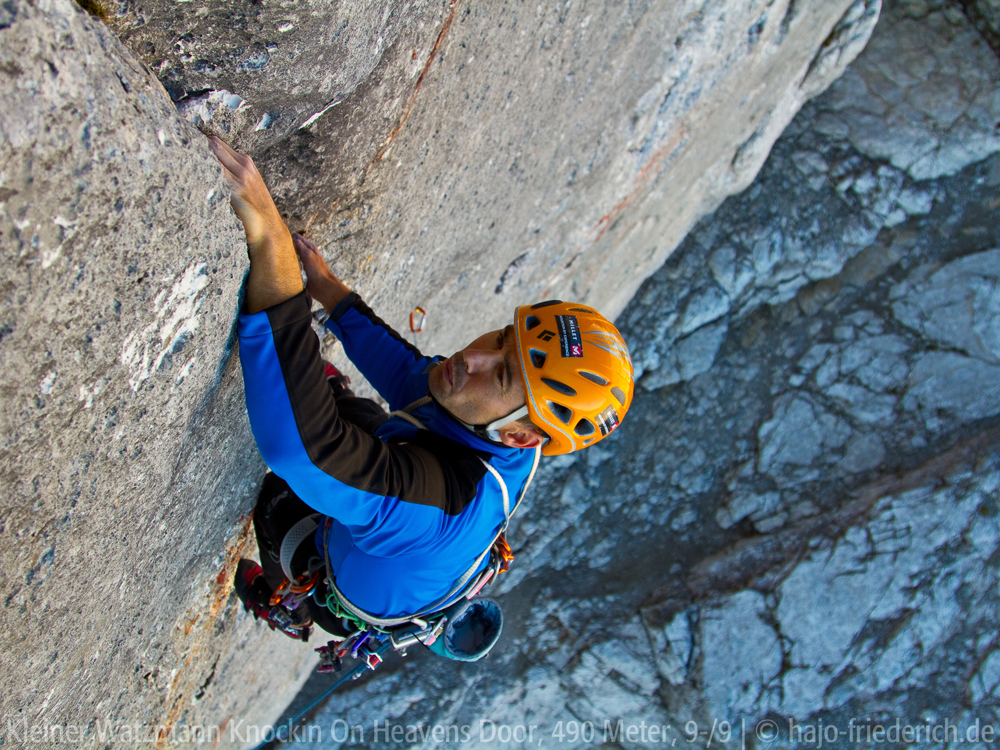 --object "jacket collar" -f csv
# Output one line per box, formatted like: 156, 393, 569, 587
414, 397, 523, 458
